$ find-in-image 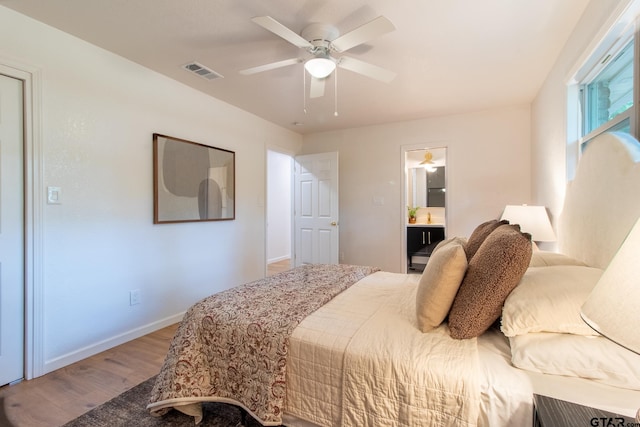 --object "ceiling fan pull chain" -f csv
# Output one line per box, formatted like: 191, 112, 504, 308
303, 66, 307, 114
334, 66, 339, 117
